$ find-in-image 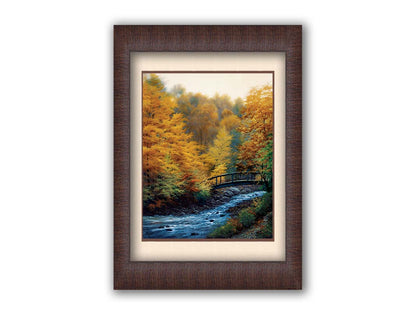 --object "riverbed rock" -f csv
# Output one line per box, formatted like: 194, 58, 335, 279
223, 190, 233, 197
223, 187, 241, 197
229, 187, 241, 195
